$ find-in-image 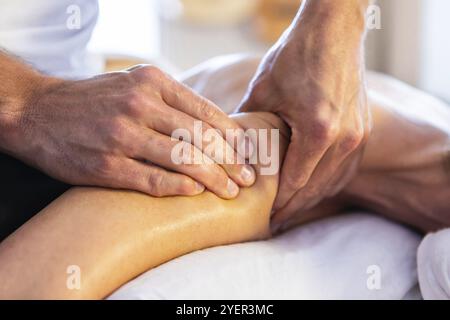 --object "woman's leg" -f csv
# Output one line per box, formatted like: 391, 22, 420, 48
0, 56, 448, 299
0, 112, 296, 299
